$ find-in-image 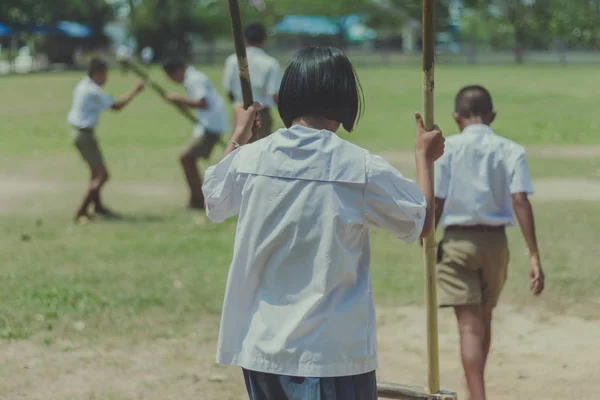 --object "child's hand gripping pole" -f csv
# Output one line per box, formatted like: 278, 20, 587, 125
122, 59, 198, 126
227, 0, 259, 142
